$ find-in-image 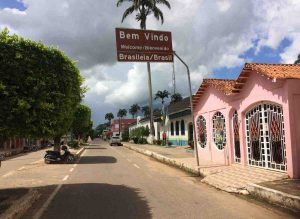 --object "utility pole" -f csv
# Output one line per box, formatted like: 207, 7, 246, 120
147, 62, 155, 142
173, 51, 200, 168
172, 62, 176, 95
